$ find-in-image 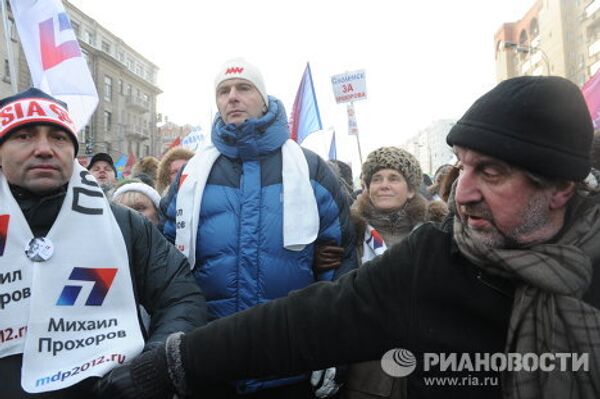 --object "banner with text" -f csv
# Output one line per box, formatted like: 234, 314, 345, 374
331, 69, 367, 104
